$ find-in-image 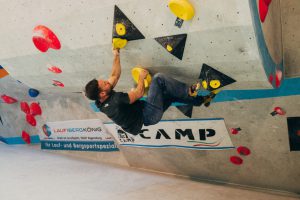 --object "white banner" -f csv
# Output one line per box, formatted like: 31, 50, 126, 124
39, 119, 118, 151
105, 118, 234, 150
